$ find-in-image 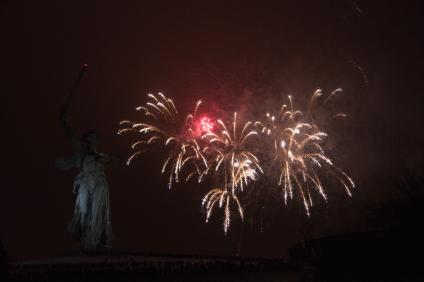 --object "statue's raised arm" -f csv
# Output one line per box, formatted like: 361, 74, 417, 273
55, 109, 84, 171
60, 108, 83, 153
